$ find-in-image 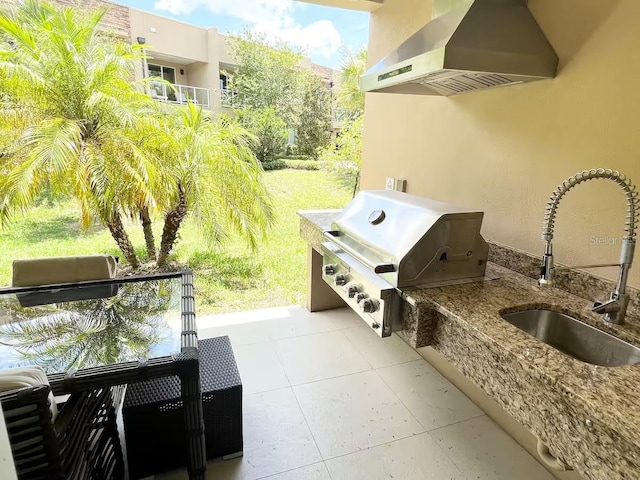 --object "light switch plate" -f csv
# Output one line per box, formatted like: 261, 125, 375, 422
385, 177, 395, 190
